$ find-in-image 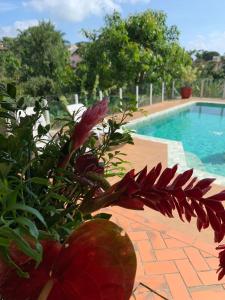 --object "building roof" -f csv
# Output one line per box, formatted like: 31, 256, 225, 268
68, 44, 78, 55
